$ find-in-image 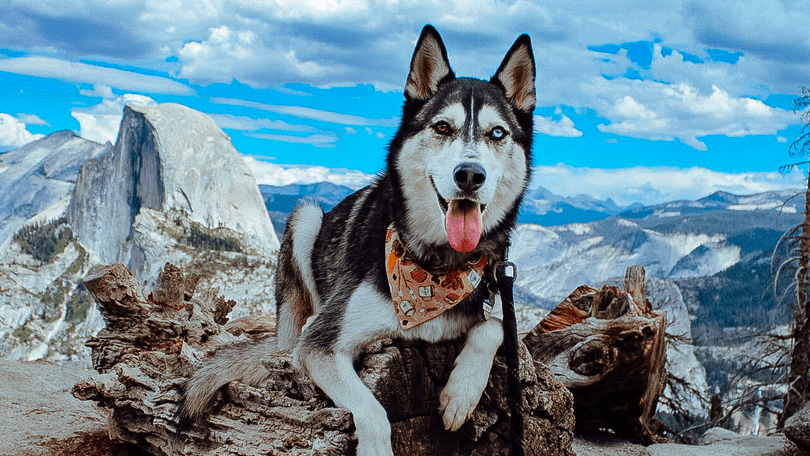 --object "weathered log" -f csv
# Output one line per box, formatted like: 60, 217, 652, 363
74, 263, 575, 455
522, 266, 666, 444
